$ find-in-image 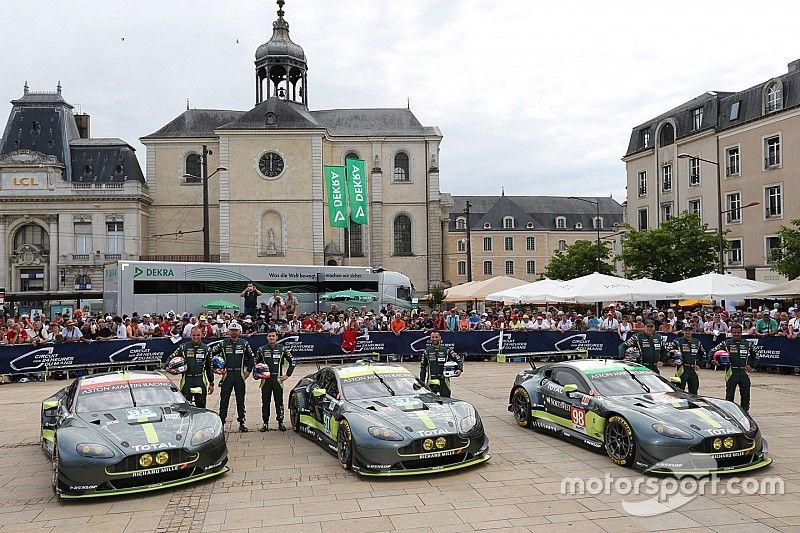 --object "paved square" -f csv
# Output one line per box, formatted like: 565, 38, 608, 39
0, 362, 797, 532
